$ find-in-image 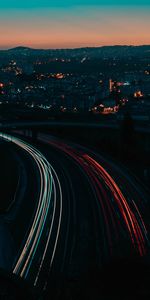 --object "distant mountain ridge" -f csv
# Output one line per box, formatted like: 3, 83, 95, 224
0, 45, 149, 52
0, 45, 150, 59
8, 46, 33, 51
